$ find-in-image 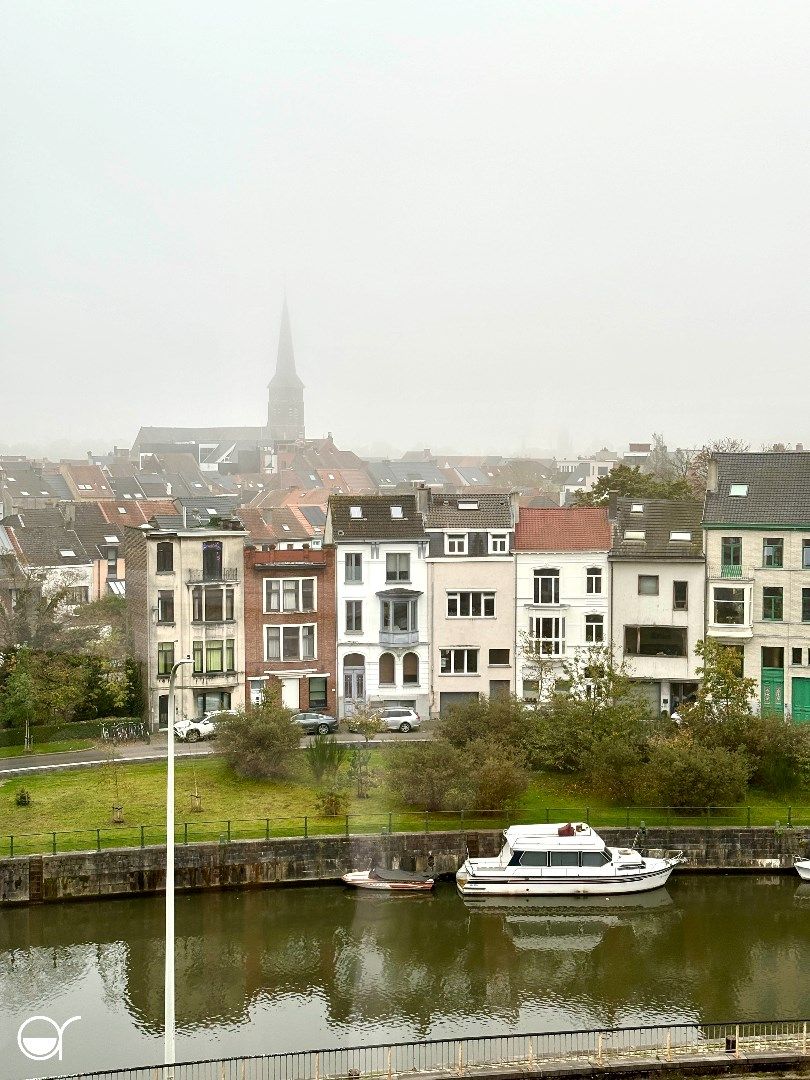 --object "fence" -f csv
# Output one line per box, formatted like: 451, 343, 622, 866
50, 1019, 810, 1080
3, 805, 810, 858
